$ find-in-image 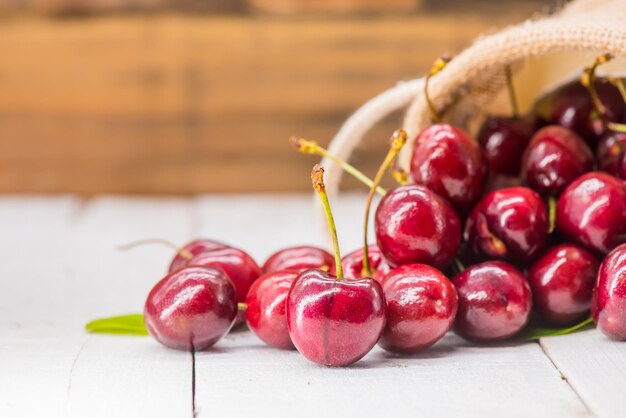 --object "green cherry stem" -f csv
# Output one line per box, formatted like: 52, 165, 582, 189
237, 302, 248, 311
116, 238, 193, 260
608, 122, 626, 133
424, 56, 451, 123
362, 130, 408, 276
312, 165, 344, 281
504, 65, 520, 119
453, 257, 466, 274
548, 196, 557, 234
290, 137, 386, 196
609, 77, 626, 102
581, 53, 613, 119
